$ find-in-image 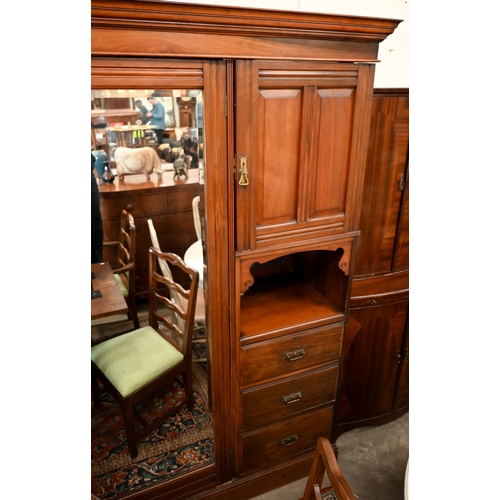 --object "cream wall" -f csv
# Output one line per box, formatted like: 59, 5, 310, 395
176, 0, 409, 88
